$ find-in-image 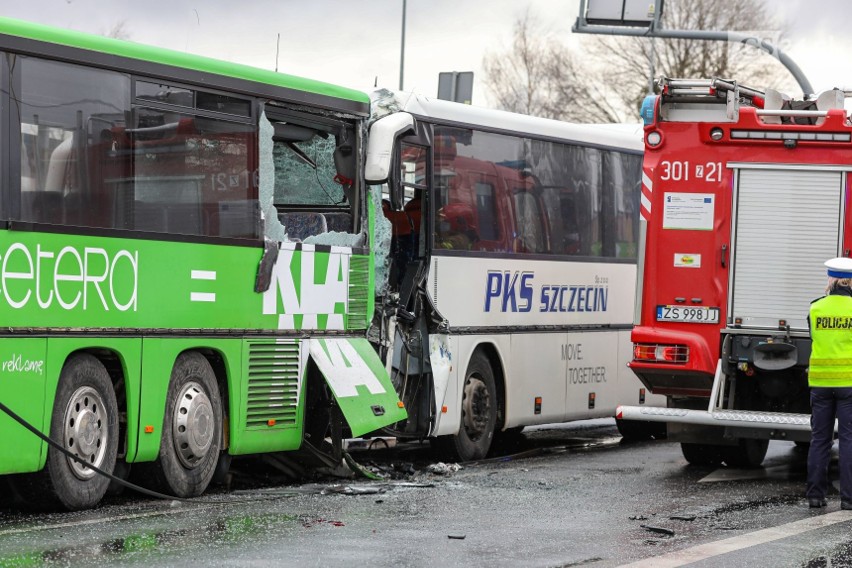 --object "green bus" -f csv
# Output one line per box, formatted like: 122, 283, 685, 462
0, 17, 406, 510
